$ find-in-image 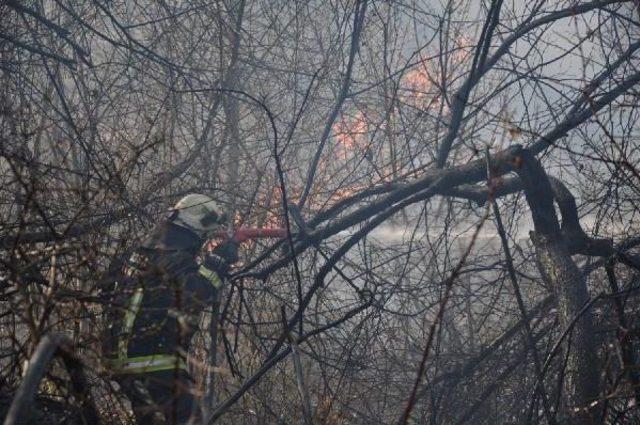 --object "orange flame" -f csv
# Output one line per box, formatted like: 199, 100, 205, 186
313, 36, 474, 210
401, 36, 472, 112
401, 62, 444, 112
333, 110, 371, 159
